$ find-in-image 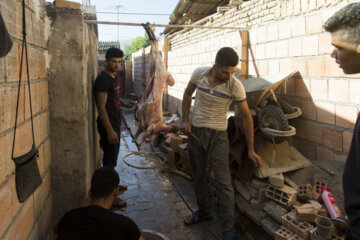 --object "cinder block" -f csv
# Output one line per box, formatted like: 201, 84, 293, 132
295, 203, 321, 223
269, 174, 284, 188
343, 131, 353, 153
234, 179, 251, 202
263, 201, 288, 223
322, 127, 342, 152
282, 213, 314, 239
250, 198, 266, 210
265, 185, 297, 207
251, 178, 268, 190
335, 105, 357, 129
329, 79, 349, 102
312, 180, 327, 201
275, 226, 294, 240
289, 234, 305, 240
298, 184, 312, 202
261, 216, 281, 238
250, 186, 267, 203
